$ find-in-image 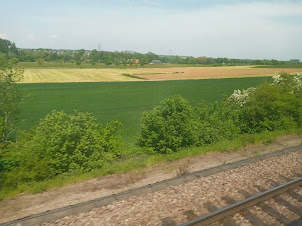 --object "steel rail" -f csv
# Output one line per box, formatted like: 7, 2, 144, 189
180, 177, 302, 226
